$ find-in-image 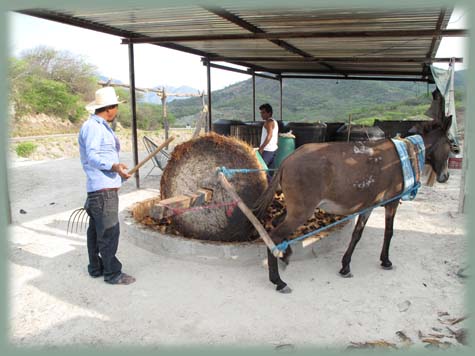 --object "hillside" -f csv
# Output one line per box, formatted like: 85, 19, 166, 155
168, 70, 467, 125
